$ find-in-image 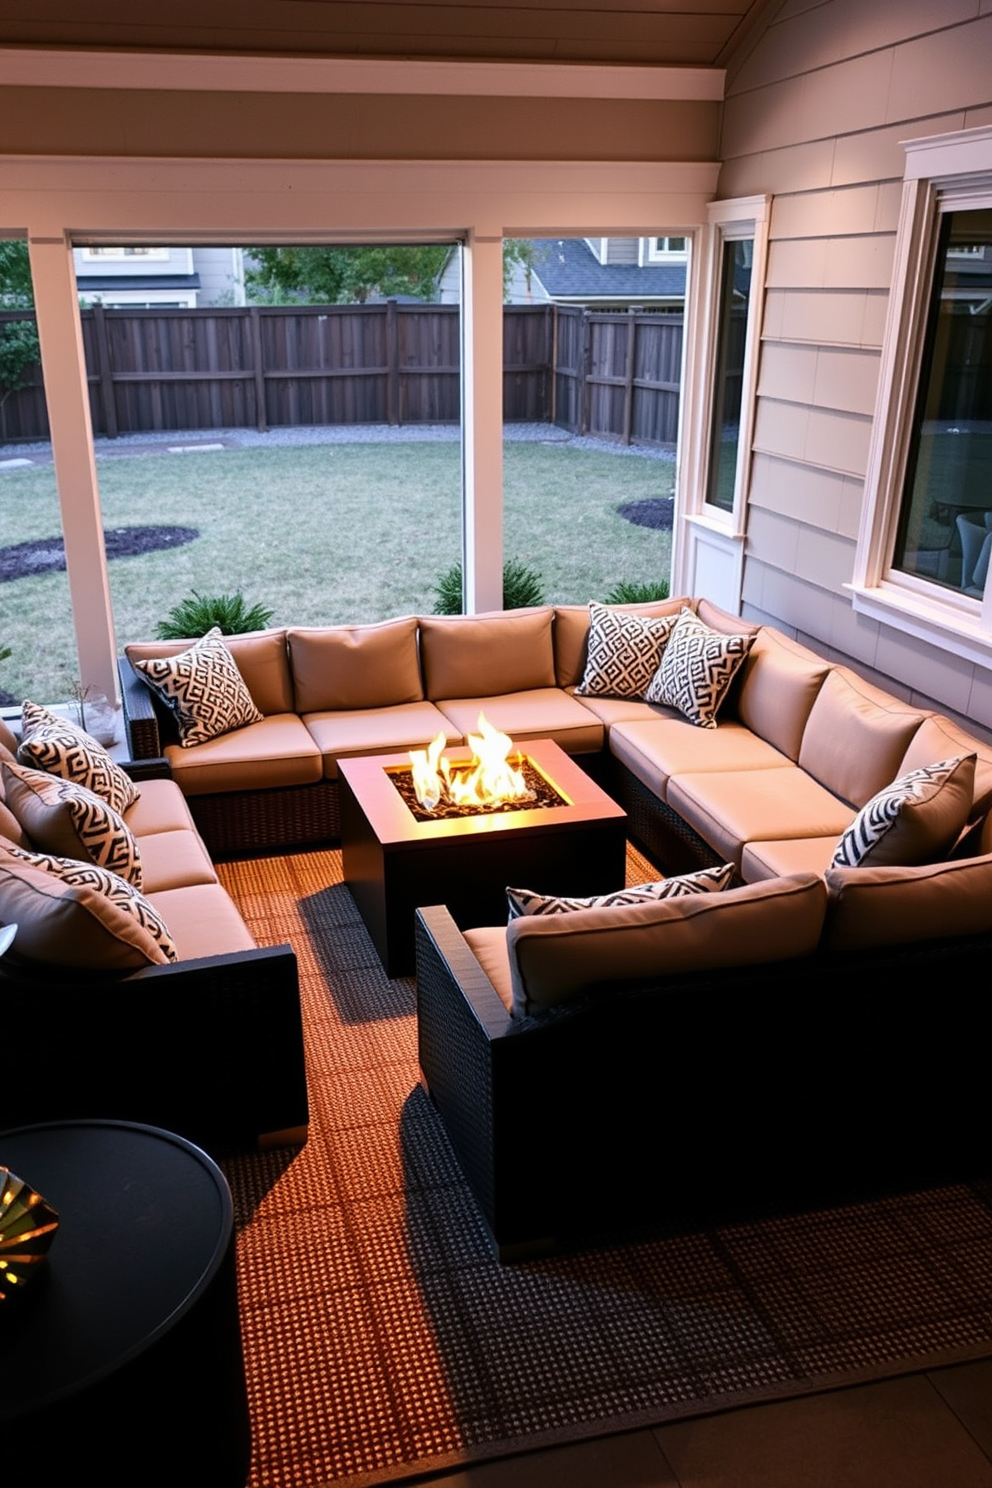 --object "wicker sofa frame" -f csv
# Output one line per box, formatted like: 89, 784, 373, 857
416, 904, 992, 1260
